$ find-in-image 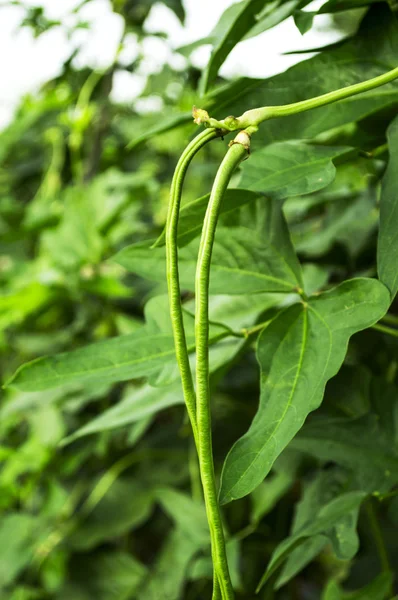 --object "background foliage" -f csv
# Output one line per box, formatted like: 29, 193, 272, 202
1, 1, 398, 598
